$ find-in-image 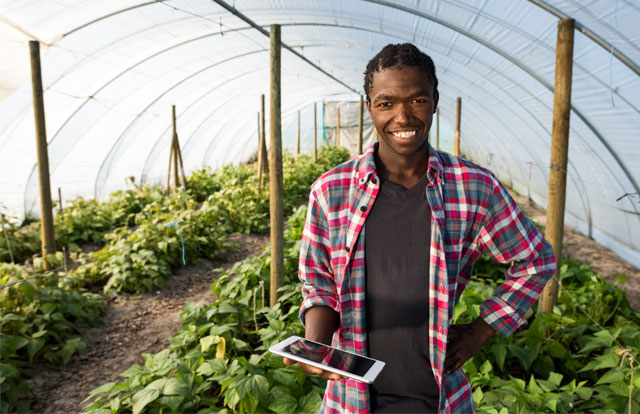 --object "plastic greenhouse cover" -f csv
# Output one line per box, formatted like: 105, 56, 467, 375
0, 0, 638, 268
